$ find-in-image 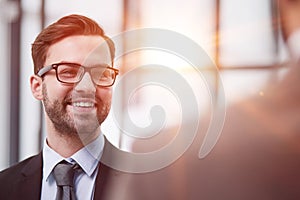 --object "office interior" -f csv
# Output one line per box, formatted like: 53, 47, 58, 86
0, 0, 292, 170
